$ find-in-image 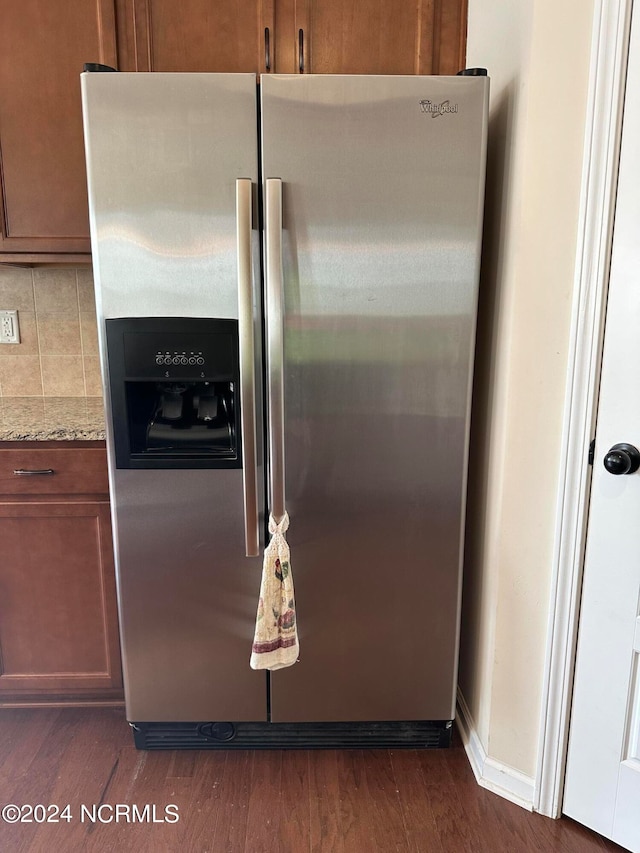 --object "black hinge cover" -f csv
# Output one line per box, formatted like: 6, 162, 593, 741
457, 67, 488, 76
83, 63, 118, 73
588, 439, 595, 465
